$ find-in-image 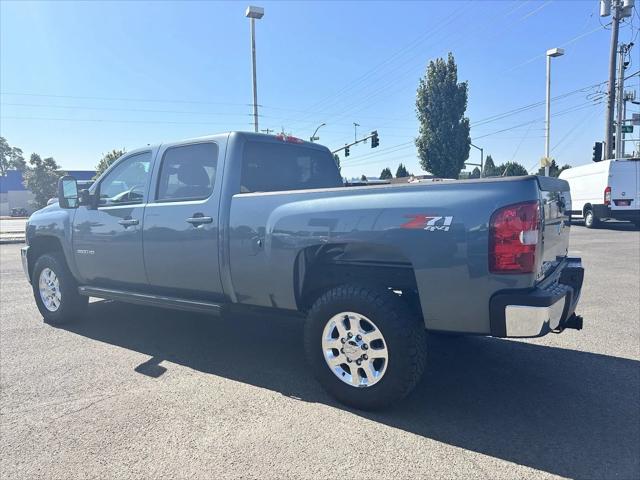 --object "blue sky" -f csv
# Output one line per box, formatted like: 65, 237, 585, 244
1, 0, 639, 179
